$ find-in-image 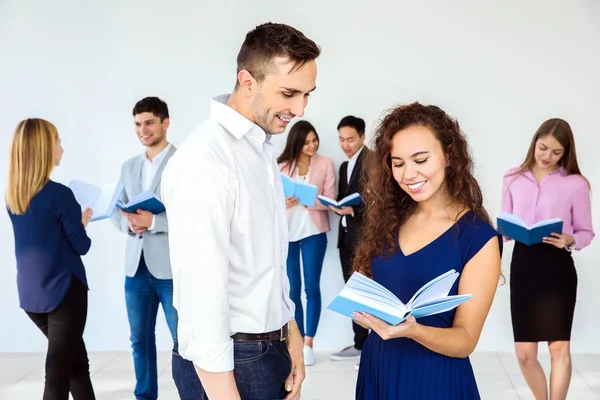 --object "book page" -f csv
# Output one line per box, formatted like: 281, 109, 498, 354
340, 192, 361, 204
407, 270, 457, 309
349, 272, 405, 306
498, 212, 529, 228
410, 294, 473, 318
92, 181, 123, 218
317, 194, 339, 207
531, 218, 562, 229
68, 180, 100, 210
127, 190, 159, 207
